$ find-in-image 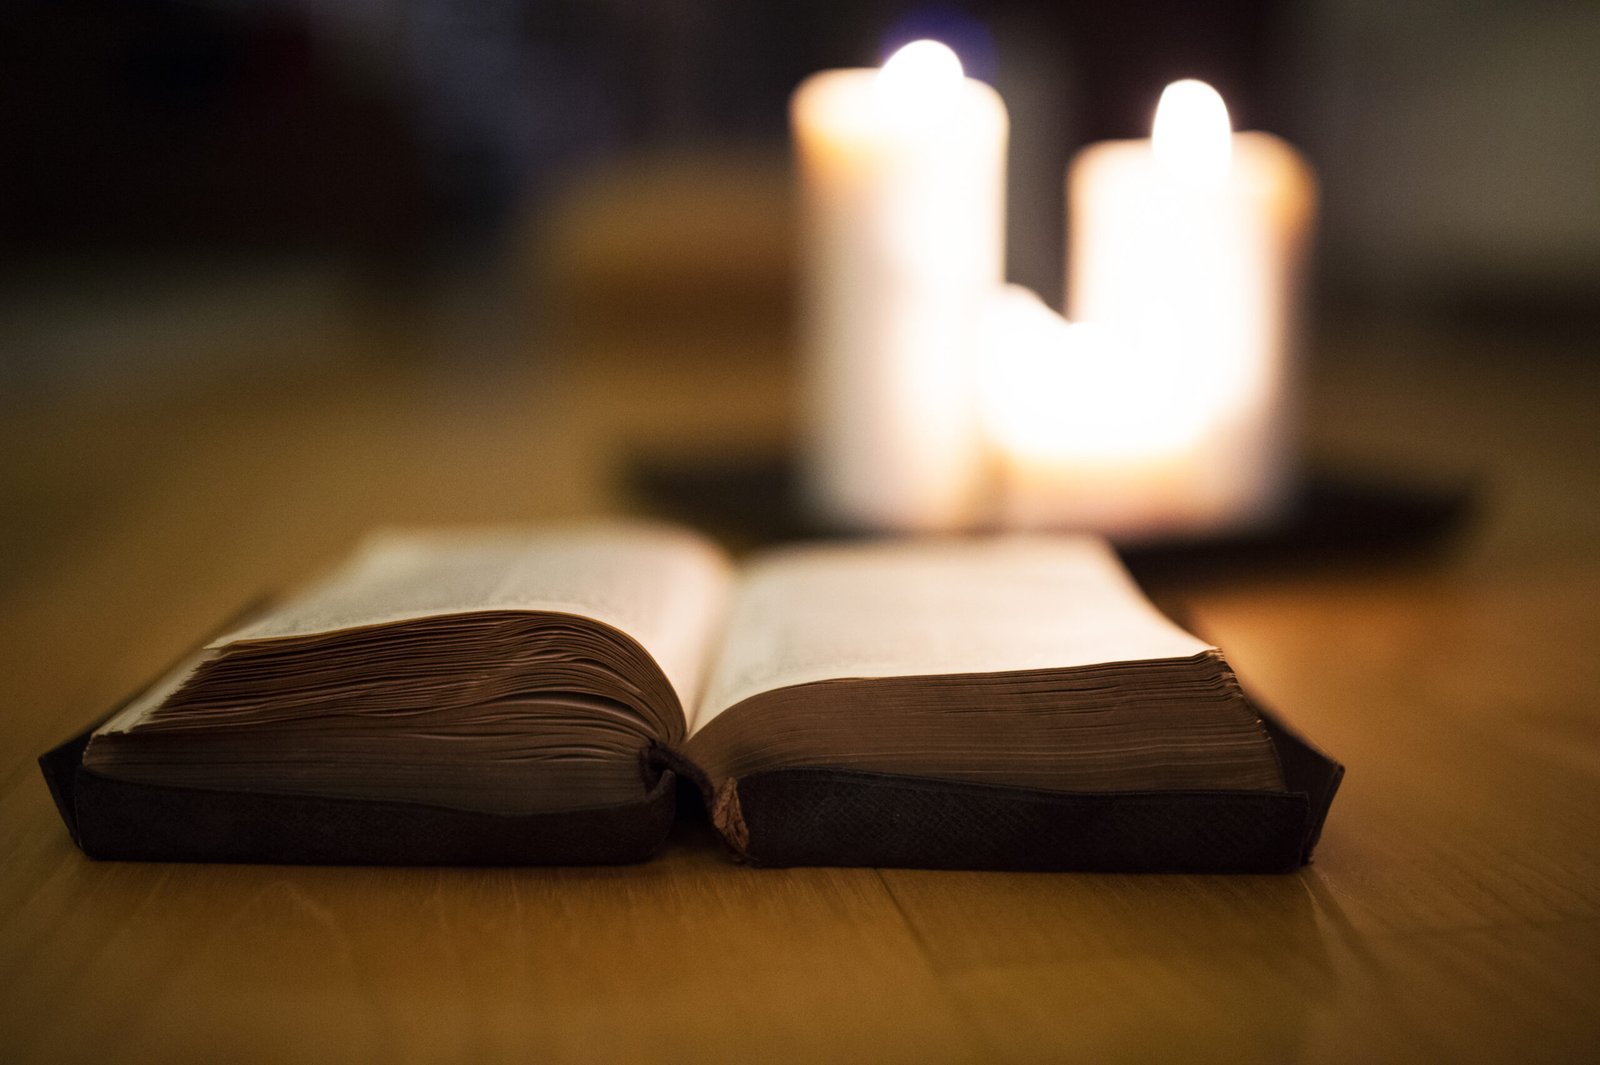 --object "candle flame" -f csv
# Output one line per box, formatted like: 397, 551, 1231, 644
1152, 80, 1232, 185
875, 40, 964, 122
